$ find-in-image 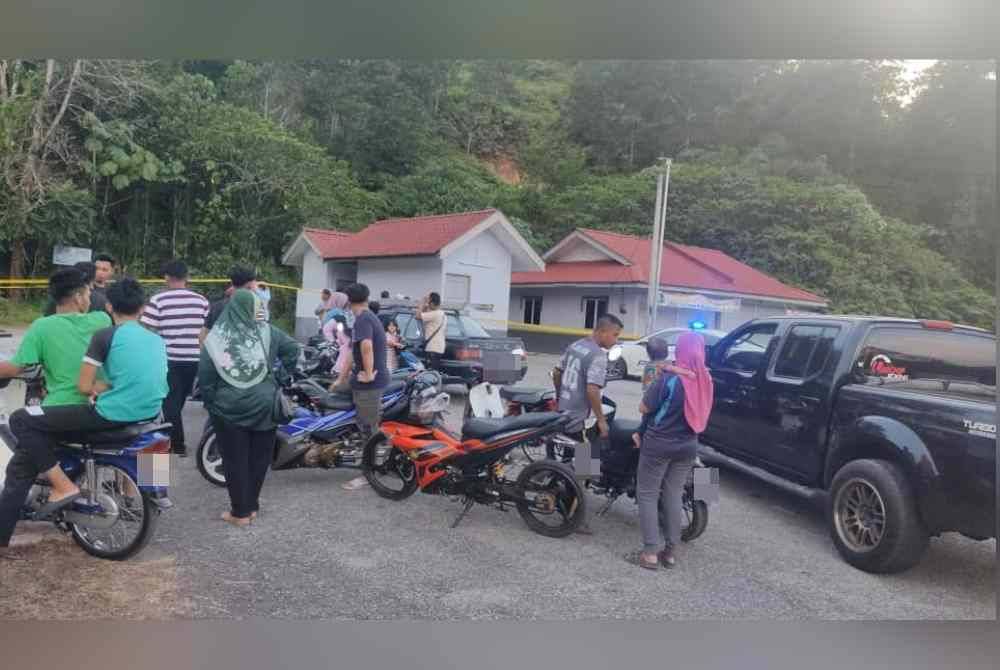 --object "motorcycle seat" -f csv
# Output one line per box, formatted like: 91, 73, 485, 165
462, 411, 566, 441
498, 386, 553, 406
59, 421, 172, 446
316, 379, 408, 411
